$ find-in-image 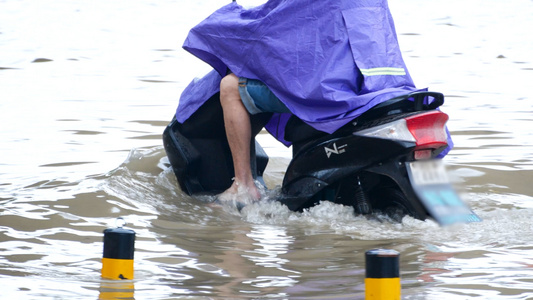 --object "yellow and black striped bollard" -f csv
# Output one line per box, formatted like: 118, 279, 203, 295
365, 249, 400, 300
101, 222, 135, 280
